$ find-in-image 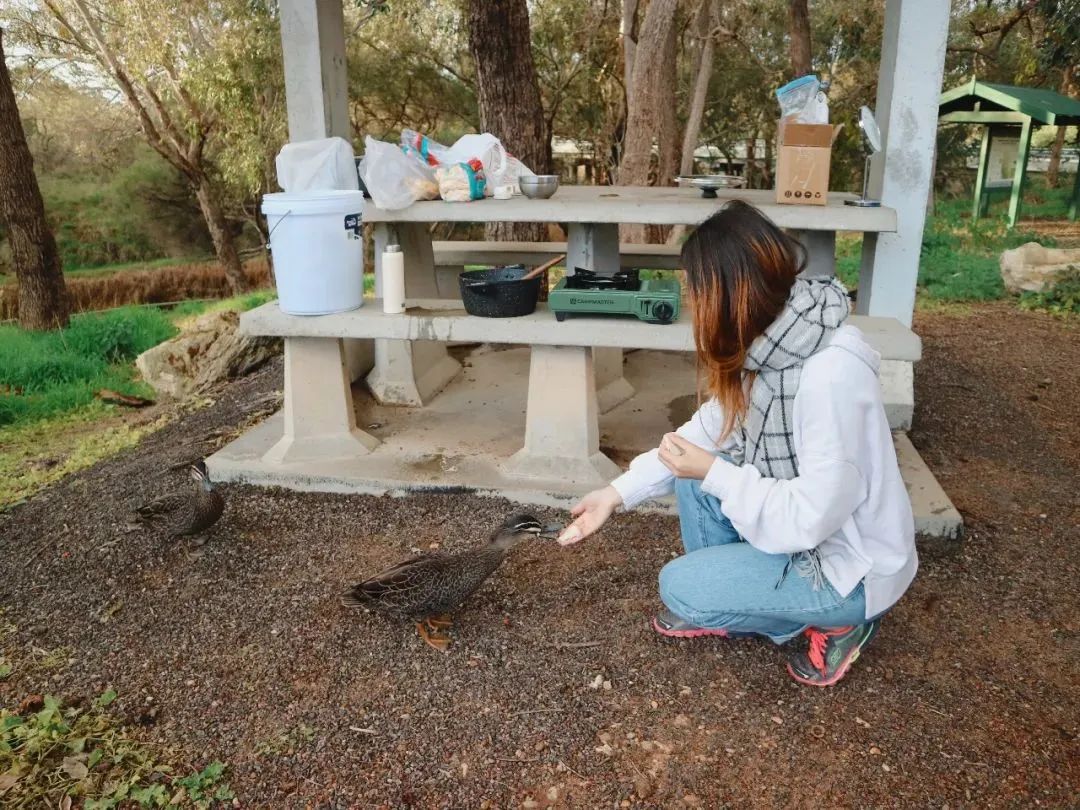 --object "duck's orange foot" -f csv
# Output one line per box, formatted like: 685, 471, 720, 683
427, 614, 453, 629
416, 621, 451, 652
